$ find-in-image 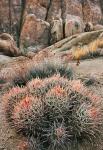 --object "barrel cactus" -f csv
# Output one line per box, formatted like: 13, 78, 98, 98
3, 76, 103, 150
